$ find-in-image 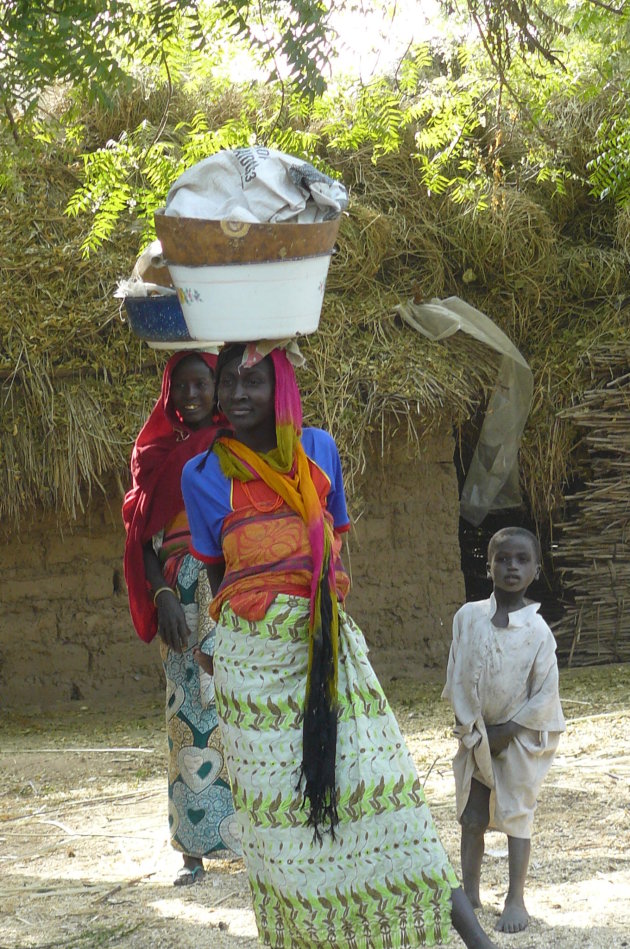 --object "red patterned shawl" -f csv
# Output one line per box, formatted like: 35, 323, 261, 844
122, 351, 219, 643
